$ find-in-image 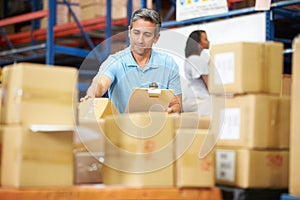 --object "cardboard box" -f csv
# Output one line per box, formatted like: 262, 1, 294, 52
289, 37, 300, 196
0, 125, 3, 182
0, 63, 78, 125
173, 112, 211, 130
1, 125, 74, 187
102, 112, 174, 187
281, 74, 292, 96
0, 86, 2, 122
125, 88, 174, 113
213, 94, 290, 149
78, 98, 119, 121
74, 118, 105, 153
74, 152, 103, 184
215, 148, 289, 188
175, 129, 215, 187
209, 42, 283, 94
